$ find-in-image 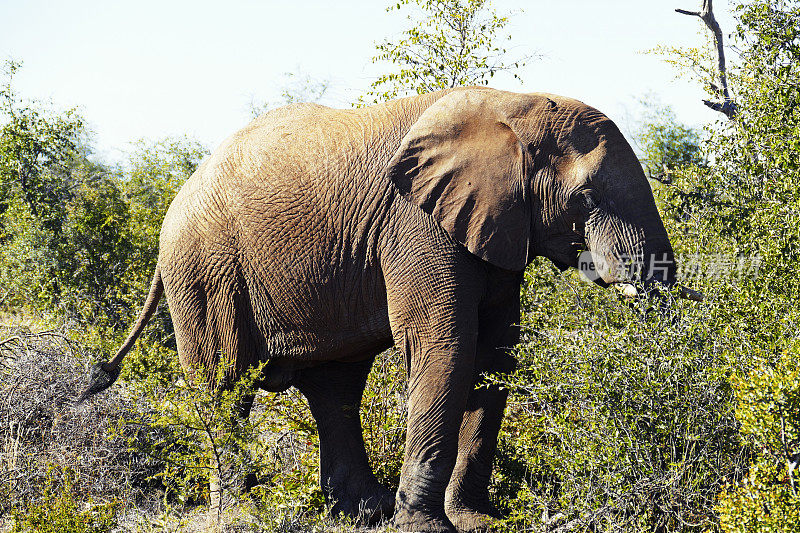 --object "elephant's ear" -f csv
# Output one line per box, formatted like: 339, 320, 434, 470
386, 90, 530, 271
